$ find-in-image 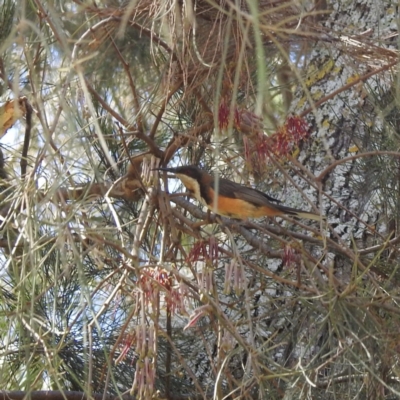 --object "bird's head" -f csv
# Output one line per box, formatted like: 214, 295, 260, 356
154, 165, 207, 199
